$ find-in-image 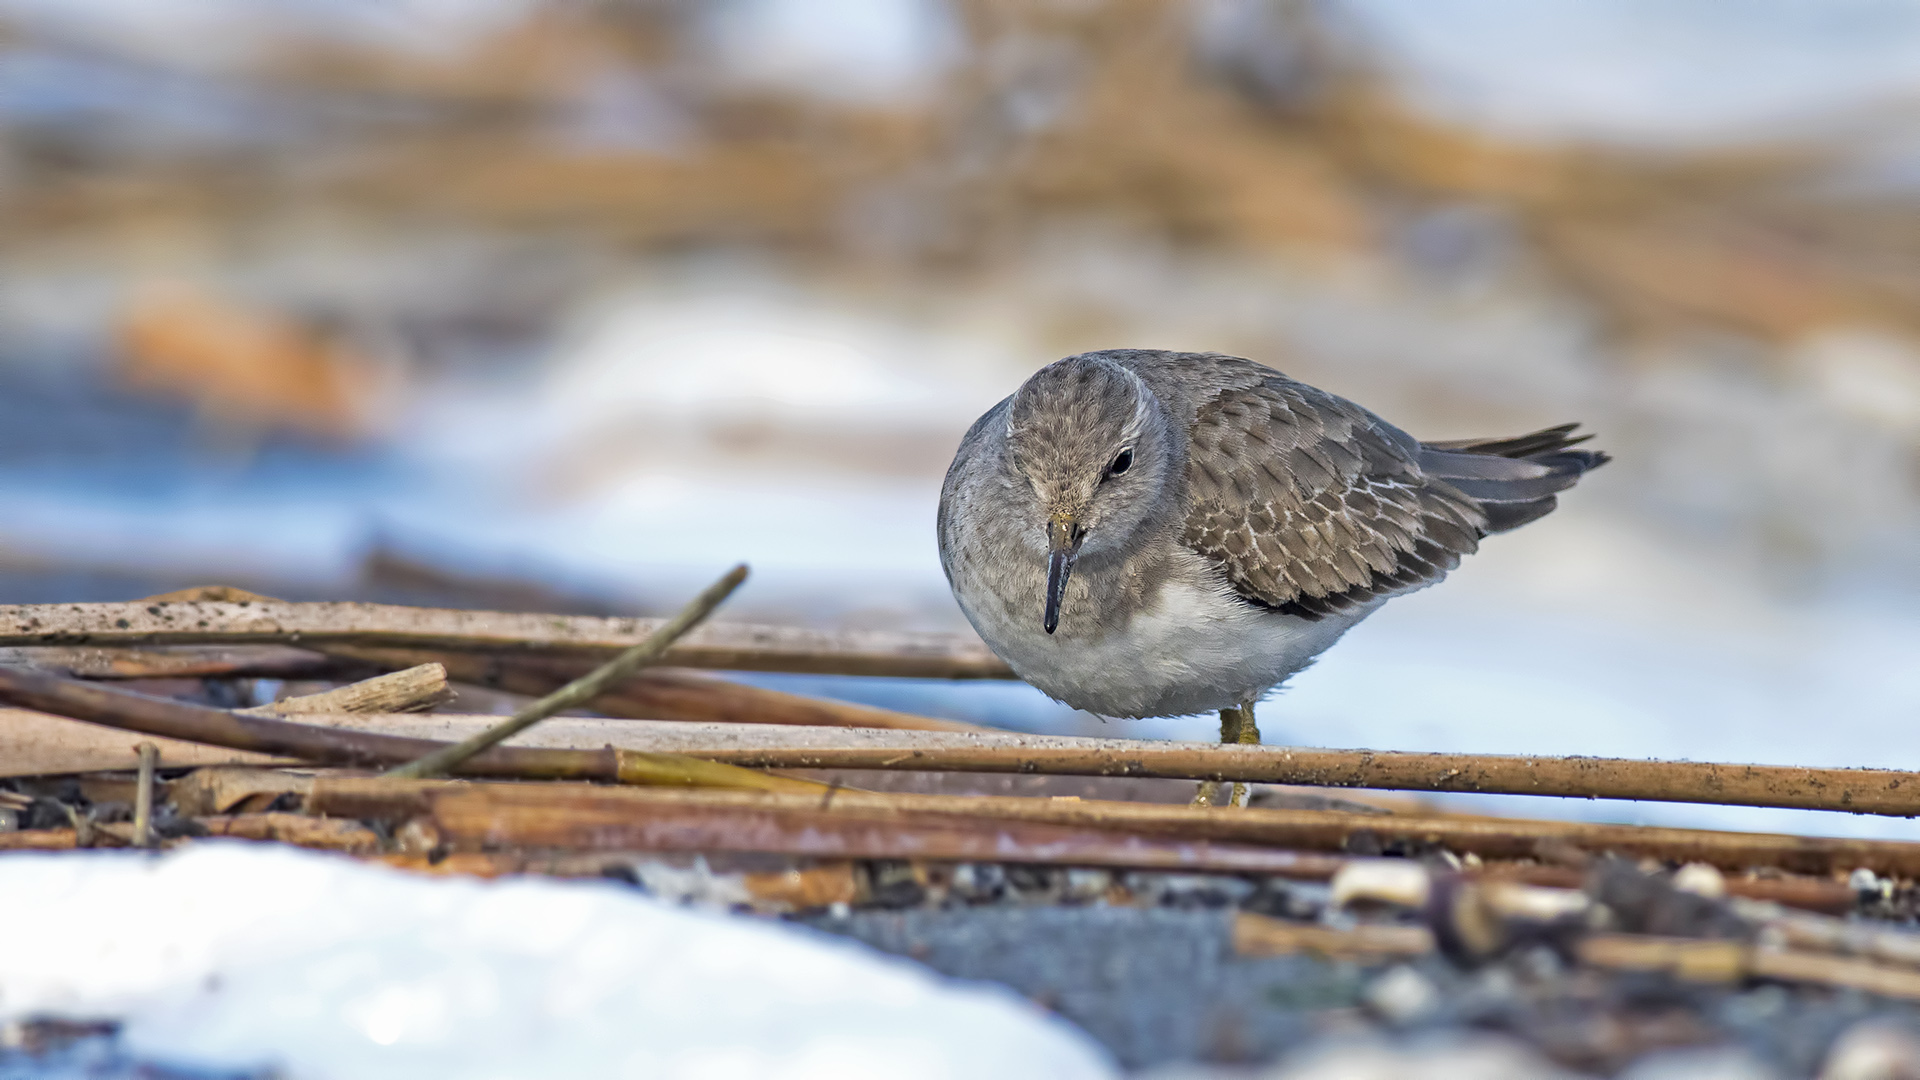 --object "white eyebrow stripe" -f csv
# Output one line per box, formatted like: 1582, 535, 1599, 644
1117, 364, 1153, 442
